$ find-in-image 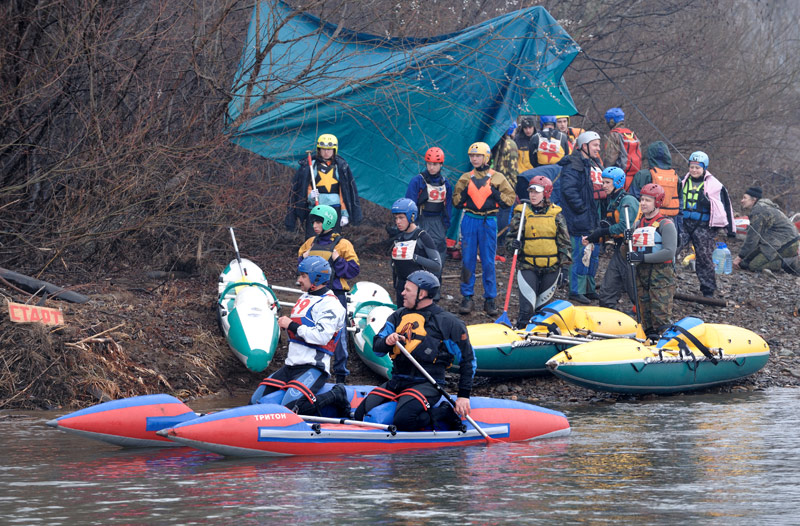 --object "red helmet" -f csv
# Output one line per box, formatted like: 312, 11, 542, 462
424, 147, 444, 163
529, 175, 553, 199
640, 183, 665, 207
